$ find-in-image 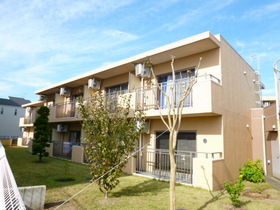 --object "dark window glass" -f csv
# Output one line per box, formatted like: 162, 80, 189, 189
156, 131, 196, 152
